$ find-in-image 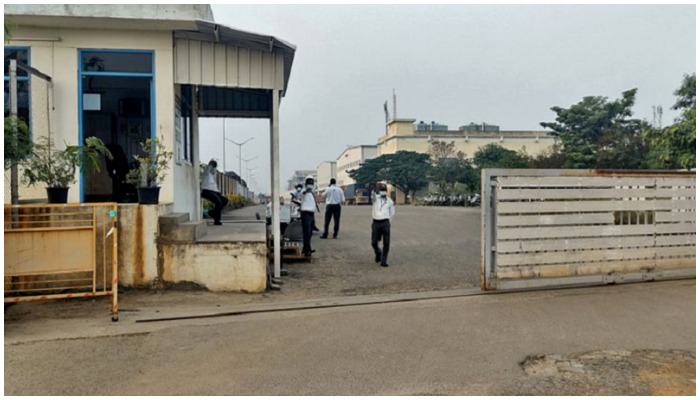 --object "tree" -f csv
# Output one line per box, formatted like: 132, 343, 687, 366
645, 73, 696, 170
540, 89, 649, 169
472, 143, 530, 169
4, 117, 32, 171
528, 143, 567, 169
427, 138, 456, 160
349, 151, 430, 204
347, 156, 387, 188
427, 139, 480, 195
